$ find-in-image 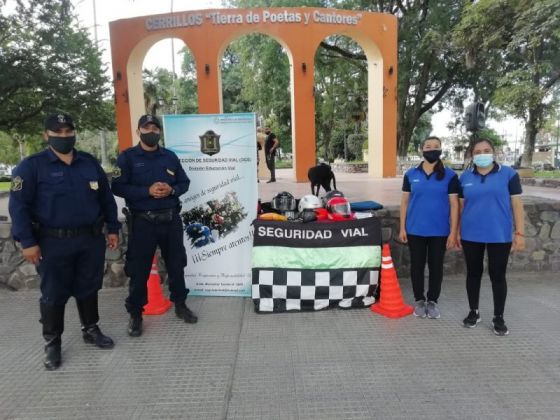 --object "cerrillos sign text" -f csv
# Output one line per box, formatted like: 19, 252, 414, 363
145, 9, 363, 31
